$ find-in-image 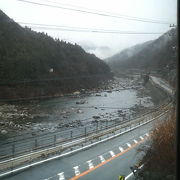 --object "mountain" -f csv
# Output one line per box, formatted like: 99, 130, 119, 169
105, 40, 153, 63
107, 28, 177, 86
0, 10, 112, 100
